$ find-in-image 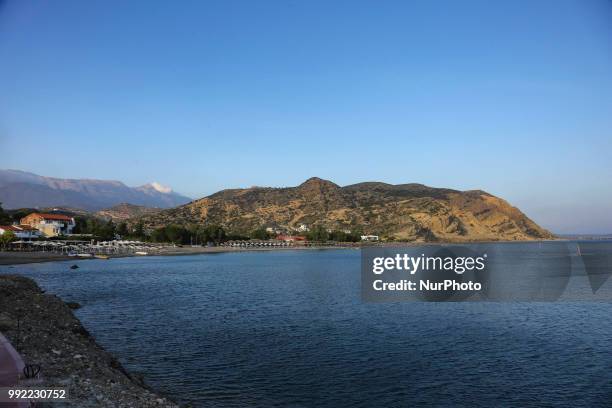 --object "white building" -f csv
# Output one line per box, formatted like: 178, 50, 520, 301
361, 235, 379, 241
20, 213, 76, 237
0, 225, 41, 239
